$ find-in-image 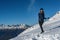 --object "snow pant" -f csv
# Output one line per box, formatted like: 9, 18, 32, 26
39, 21, 44, 32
